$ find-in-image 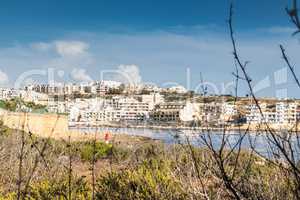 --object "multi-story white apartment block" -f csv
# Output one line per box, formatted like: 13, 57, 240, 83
246, 101, 300, 124
219, 102, 239, 123
197, 102, 222, 124
0, 88, 20, 100
141, 93, 164, 110
246, 103, 278, 124
69, 95, 157, 124
114, 97, 150, 121
150, 102, 185, 122
221, 103, 238, 115
275, 102, 297, 124
263, 111, 277, 124
246, 103, 268, 124
28, 80, 122, 96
